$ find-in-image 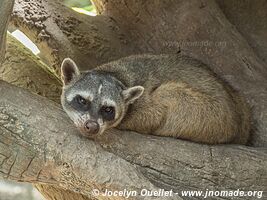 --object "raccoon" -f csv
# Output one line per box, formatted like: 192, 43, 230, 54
60, 54, 251, 144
